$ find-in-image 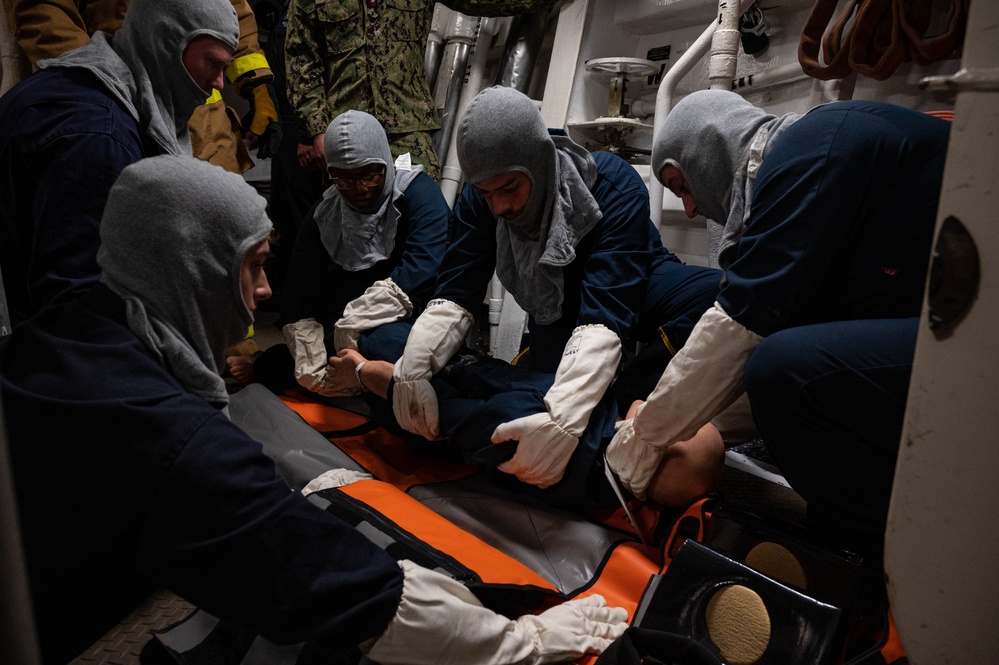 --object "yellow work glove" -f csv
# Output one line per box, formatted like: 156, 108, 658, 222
242, 82, 282, 159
